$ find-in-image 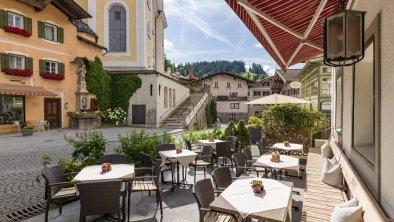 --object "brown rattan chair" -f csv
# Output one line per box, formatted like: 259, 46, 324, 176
242, 148, 257, 167
100, 154, 127, 164
232, 153, 262, 177
227, 136, 238, 152
77, 181, 123, 222
256, 139, 271, 155
190, 145, 214, 183
215, 141, 233, 168
42, 166, 78, 222
193, 178, 239, 222
130, 159, 165, 216
211, 166, 236, 191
